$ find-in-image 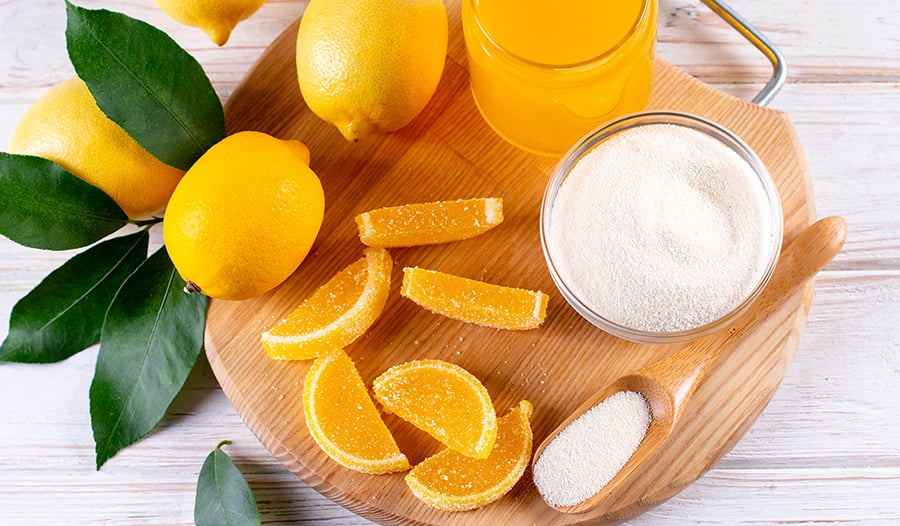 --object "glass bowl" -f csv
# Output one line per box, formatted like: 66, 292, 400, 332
540, 111, 784, 344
